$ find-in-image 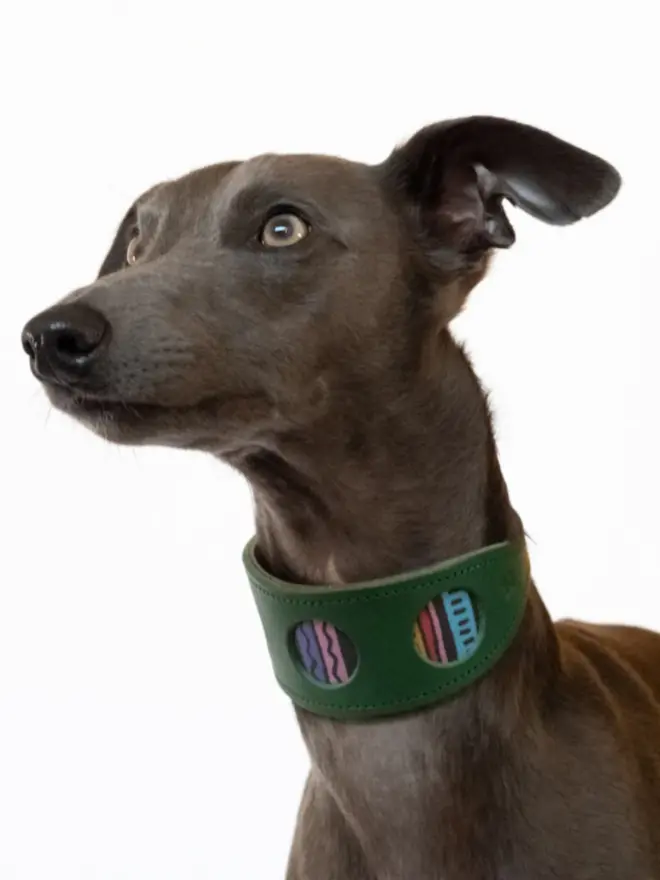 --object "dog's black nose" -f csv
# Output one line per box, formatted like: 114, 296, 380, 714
22, 304, 110, 384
